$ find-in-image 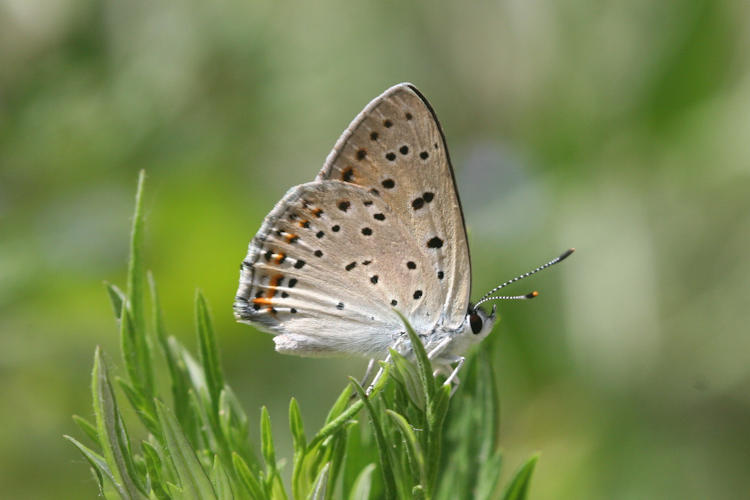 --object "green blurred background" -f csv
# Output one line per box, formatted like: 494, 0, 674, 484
2, 0, 749, 498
